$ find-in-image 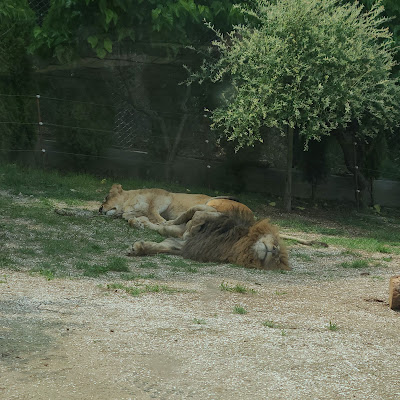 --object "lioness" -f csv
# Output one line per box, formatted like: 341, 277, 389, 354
127, 204, 290, 271
99, 184, 212, 224
130, 198, 254, 238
